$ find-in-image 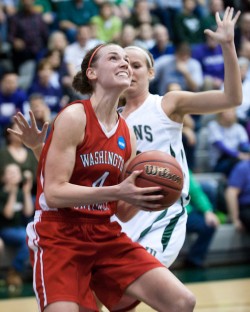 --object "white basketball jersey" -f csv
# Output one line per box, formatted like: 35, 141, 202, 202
125, 93, 190, 202
112, 94, 190, 267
